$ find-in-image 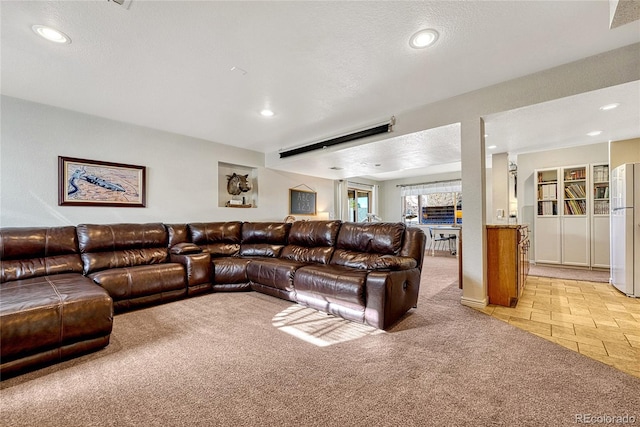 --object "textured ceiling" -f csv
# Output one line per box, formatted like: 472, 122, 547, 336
1, 1, 639, 180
